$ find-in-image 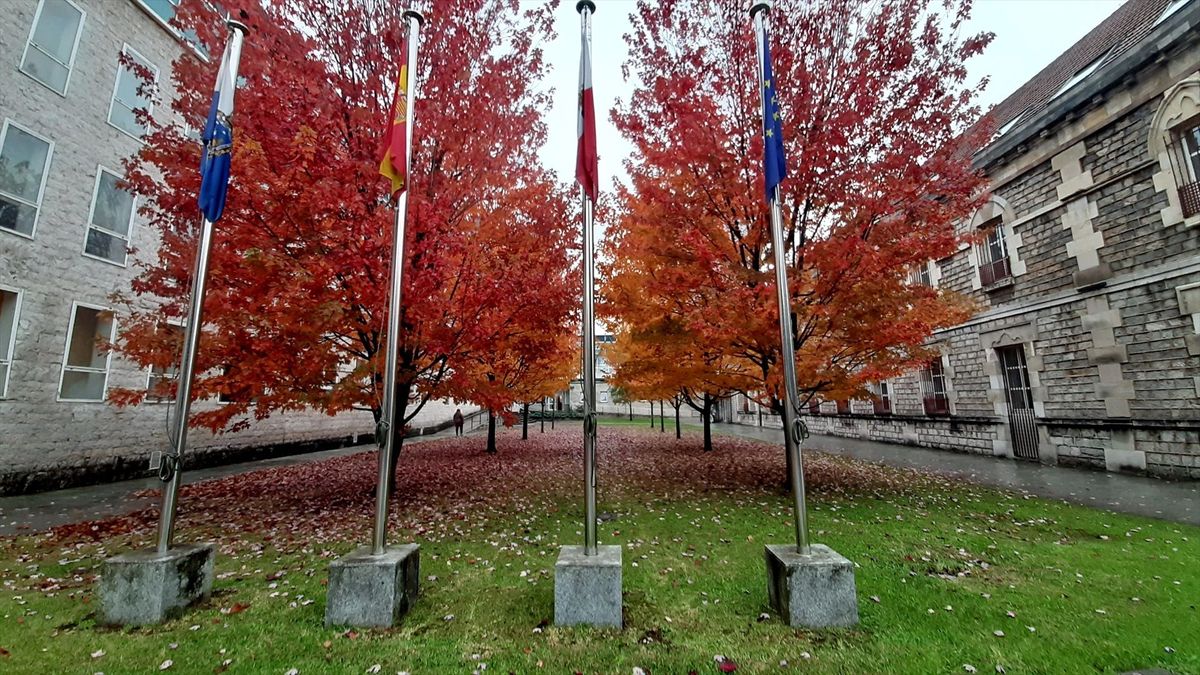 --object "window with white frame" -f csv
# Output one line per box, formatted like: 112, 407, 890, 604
976, 218, 1012, 287
872, 380, 891, 414
909, 262, 932, 288
108, 46, 158, 139
0, 121, 54, 238
20, 0, 85, 95
0, 288, 20, 399
84, 168, 135, 265
919, 358, 950, 415
146, 322, 183, 403
59, 304, 115, 401
136, 0, 180, 24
